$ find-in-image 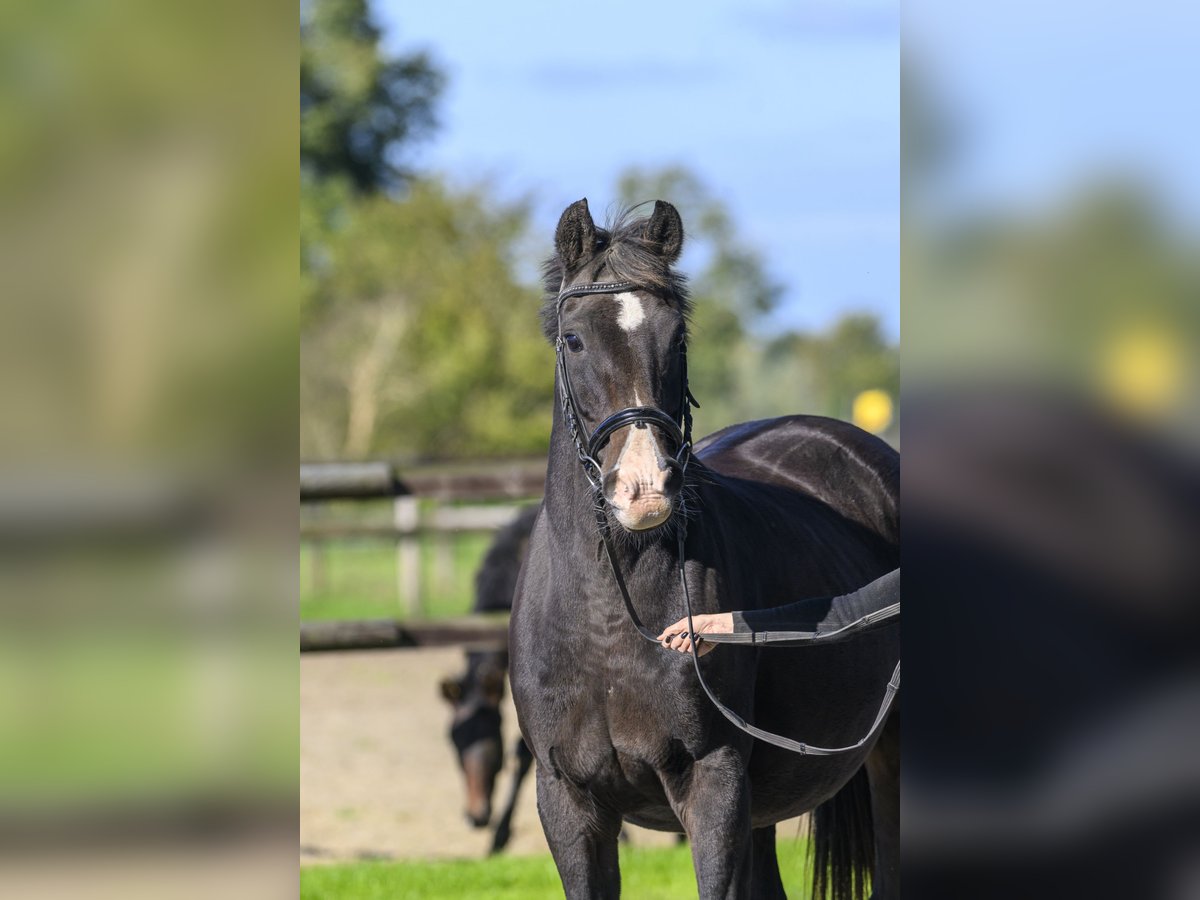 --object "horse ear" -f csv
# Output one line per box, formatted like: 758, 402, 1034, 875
440, 678, 462, 703
481, 669, 505, 703
555, 198, 596, 271
644, 200, 684, 263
